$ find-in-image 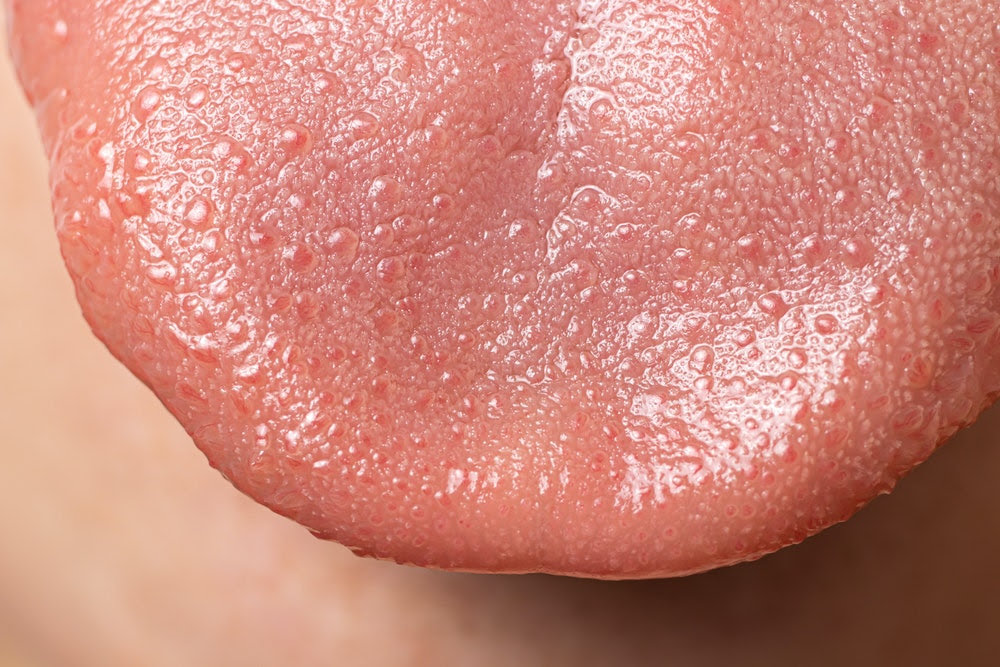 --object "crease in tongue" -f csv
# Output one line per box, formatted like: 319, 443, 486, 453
8, 0, 1000, 577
